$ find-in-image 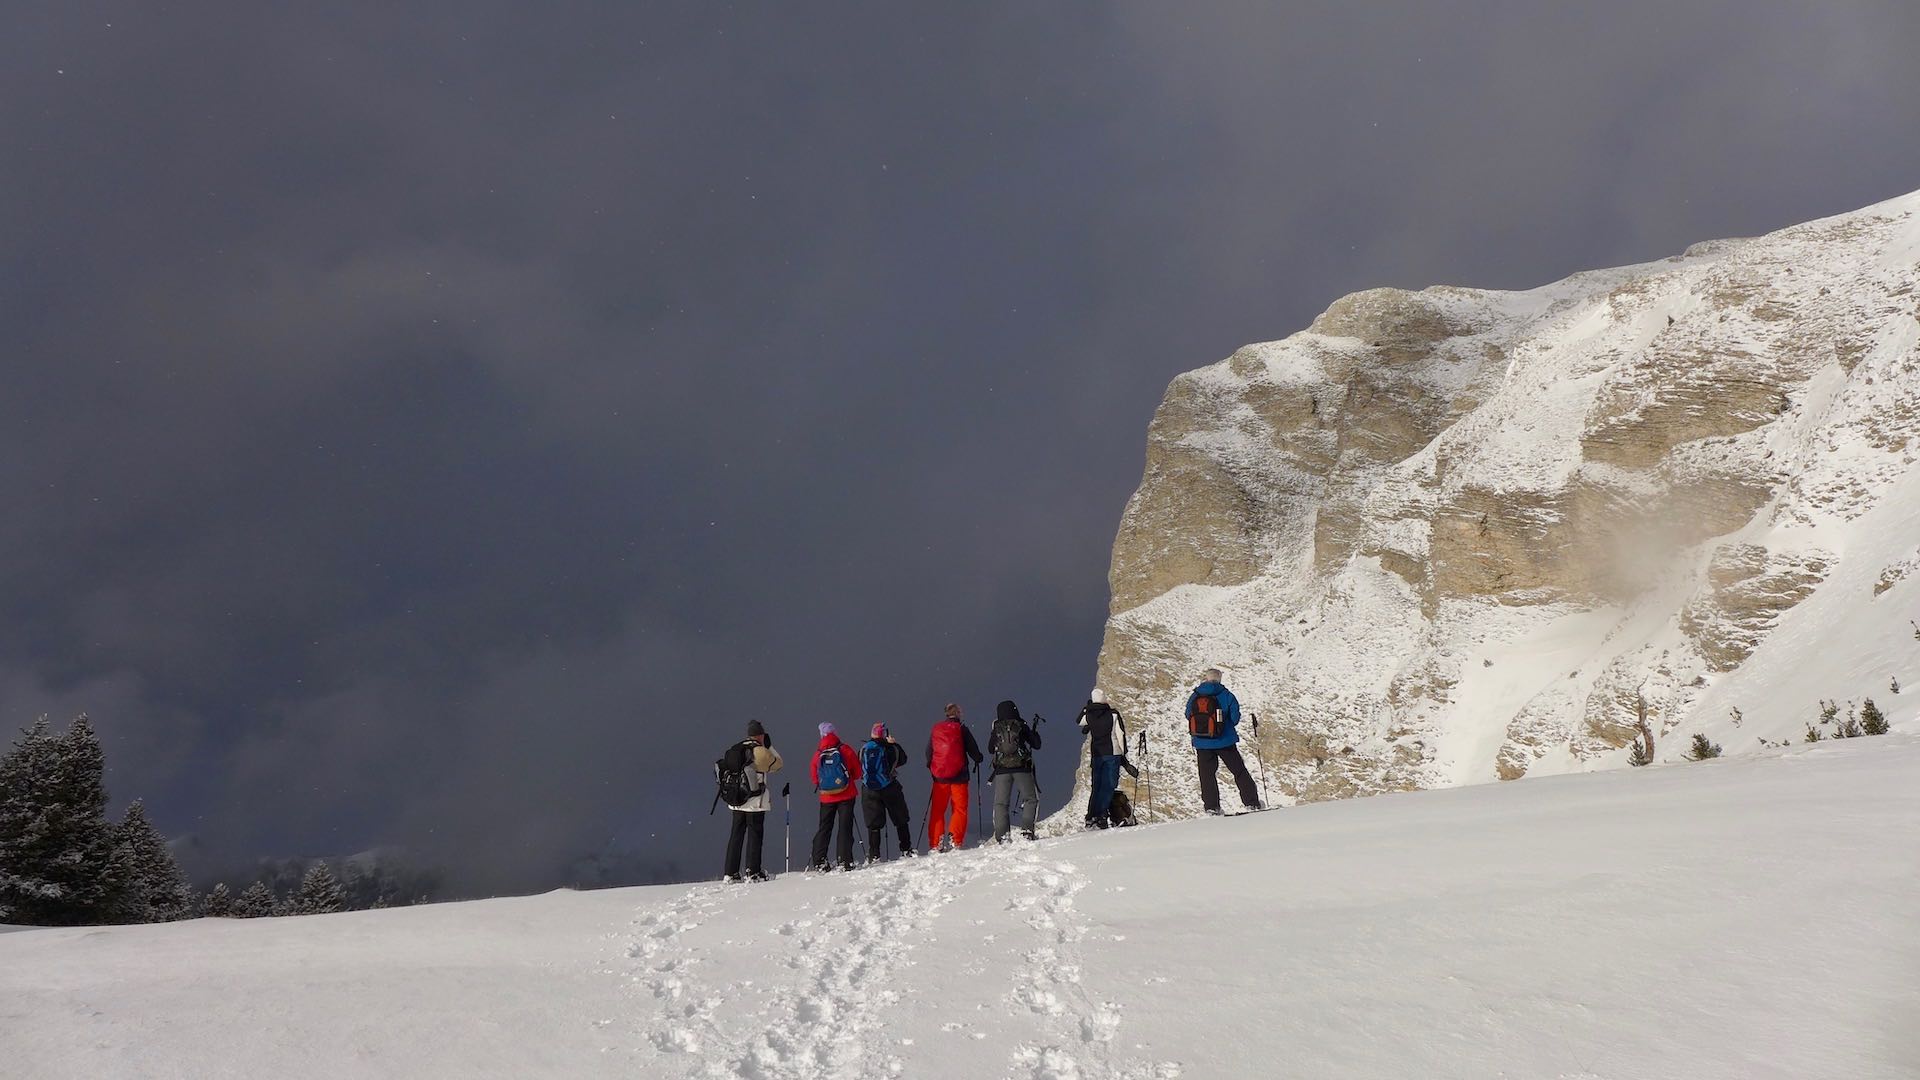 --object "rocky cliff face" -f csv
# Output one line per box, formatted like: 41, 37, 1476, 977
1075, 191, 1920, 822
